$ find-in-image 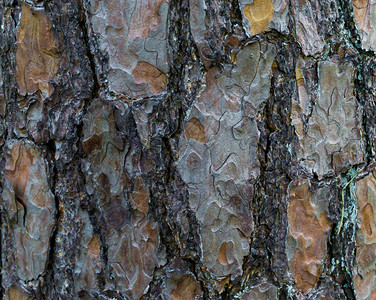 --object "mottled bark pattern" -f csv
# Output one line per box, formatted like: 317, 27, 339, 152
0, 0, 376, 299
